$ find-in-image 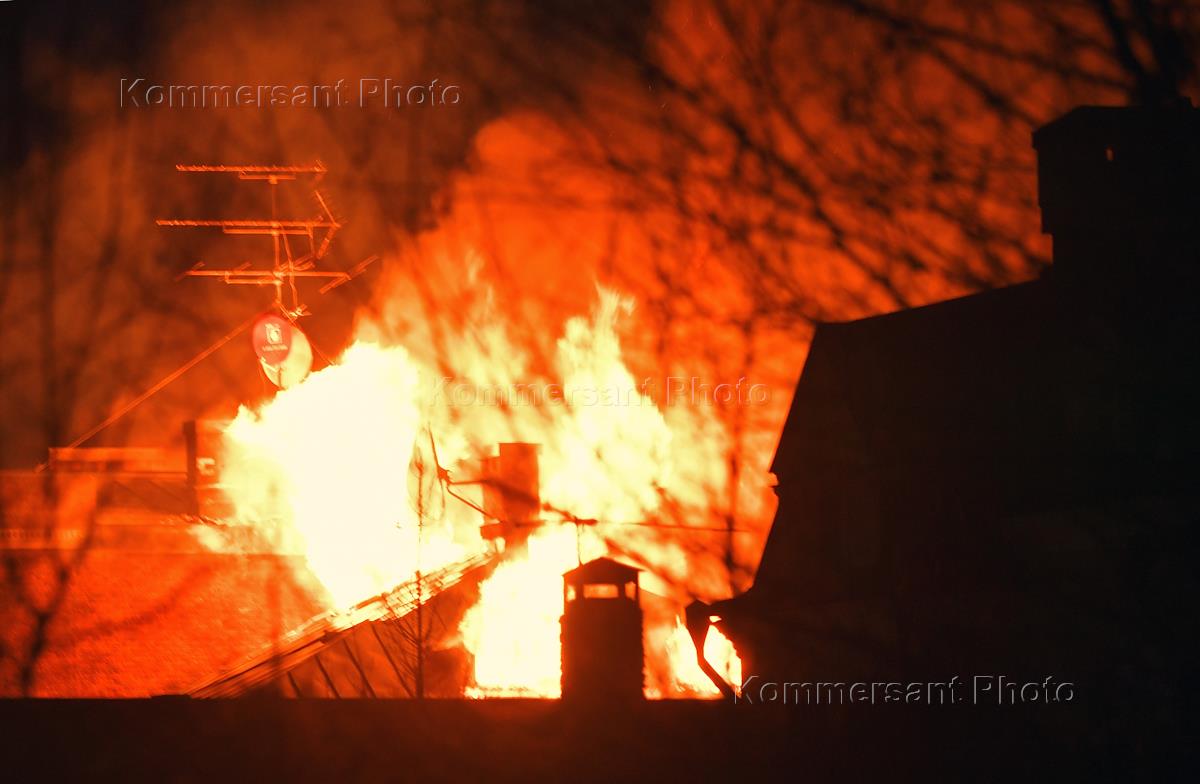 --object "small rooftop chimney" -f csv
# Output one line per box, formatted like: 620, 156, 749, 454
480, 442, 540, 542
560, 557, 644, 702
1033, 103, 1200, 298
